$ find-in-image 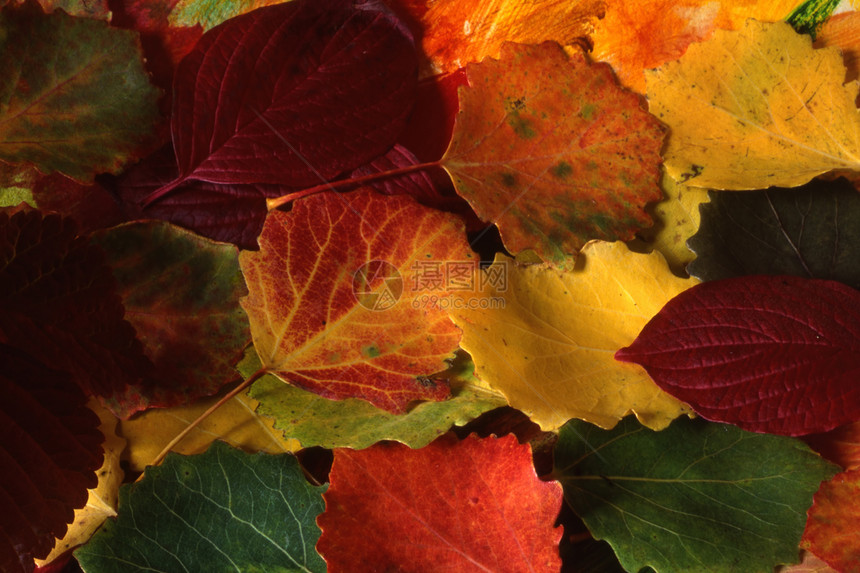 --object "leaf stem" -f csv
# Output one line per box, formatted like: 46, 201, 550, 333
266, 160, 442, 210
148, 367, 269, 468
140, 176, 187, 209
